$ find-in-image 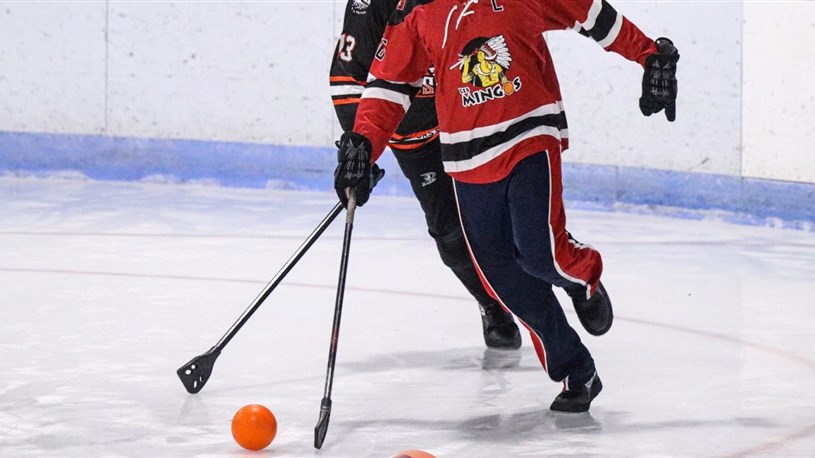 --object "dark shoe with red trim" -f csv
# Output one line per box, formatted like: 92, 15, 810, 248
572, 282, 613, 336
550, 372, 603, 413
